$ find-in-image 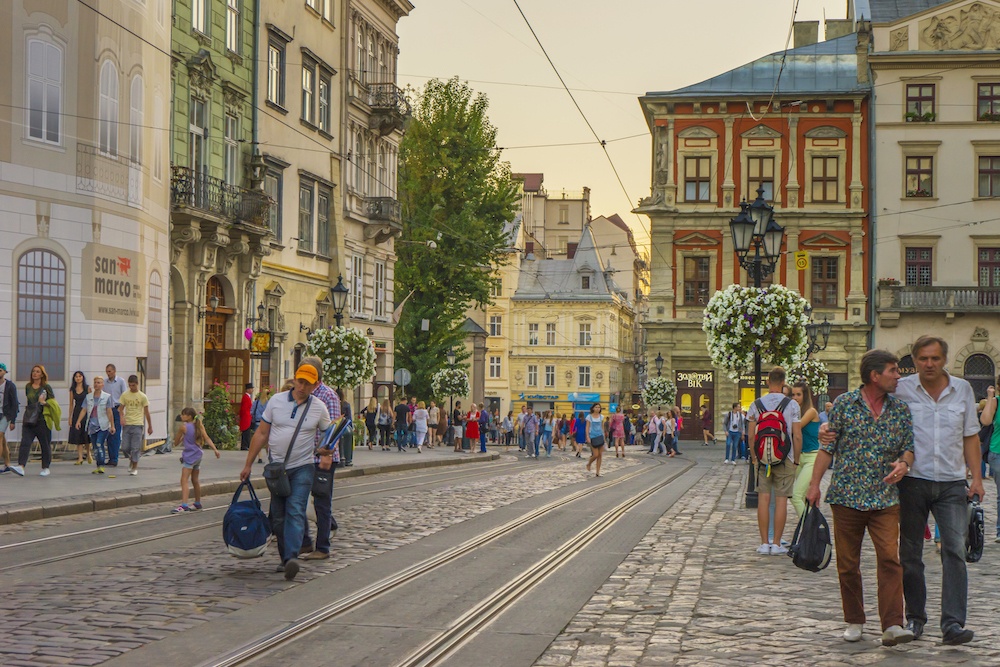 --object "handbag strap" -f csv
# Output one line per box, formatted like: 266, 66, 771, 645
268, 396, 312, 464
